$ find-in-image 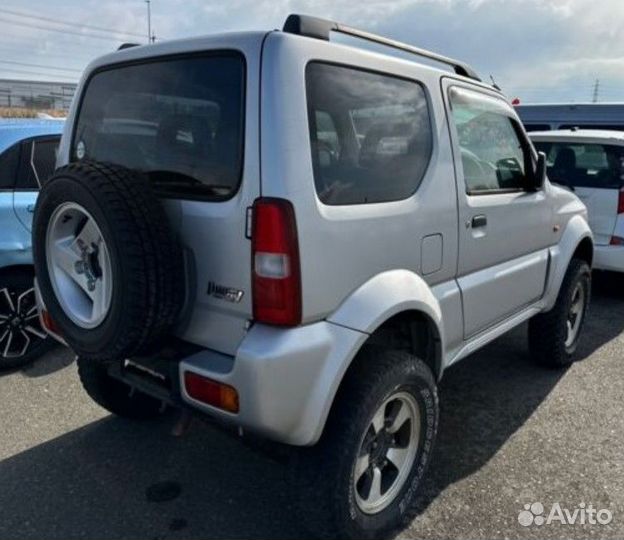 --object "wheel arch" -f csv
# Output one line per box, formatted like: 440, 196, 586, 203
0, 264, 35, 279
327, 269, 445, 377
543, 215, 593, 311
315, 270, 445, 442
